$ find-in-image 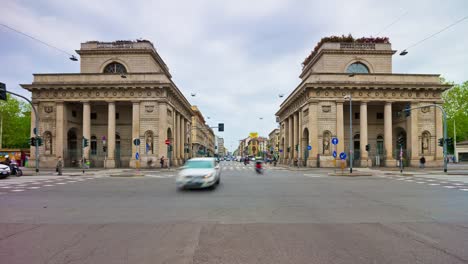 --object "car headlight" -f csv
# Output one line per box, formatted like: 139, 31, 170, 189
203, 173, 214, 179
